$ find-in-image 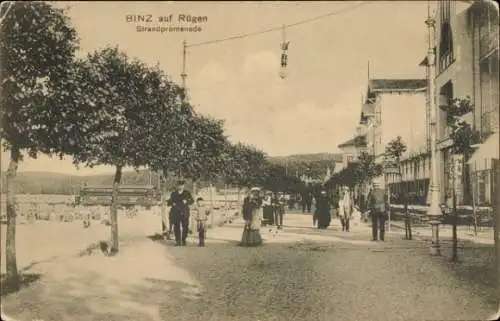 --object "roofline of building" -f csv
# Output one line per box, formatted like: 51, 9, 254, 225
370, 87, 427, 93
